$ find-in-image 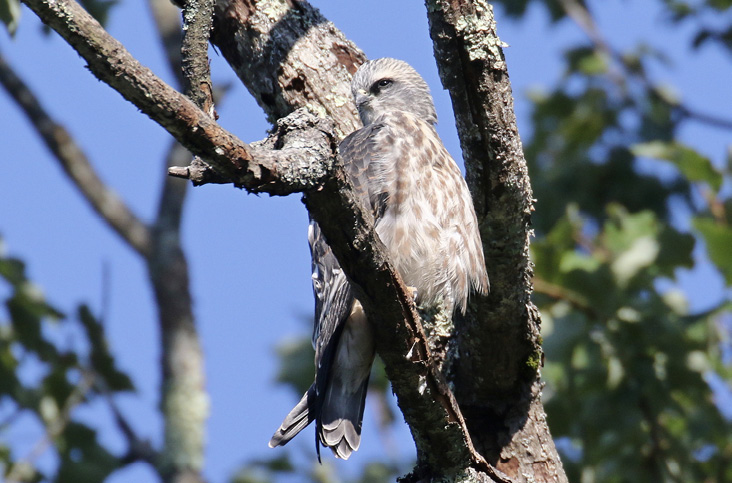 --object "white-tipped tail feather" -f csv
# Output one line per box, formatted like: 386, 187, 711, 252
268, 385, 316, 448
